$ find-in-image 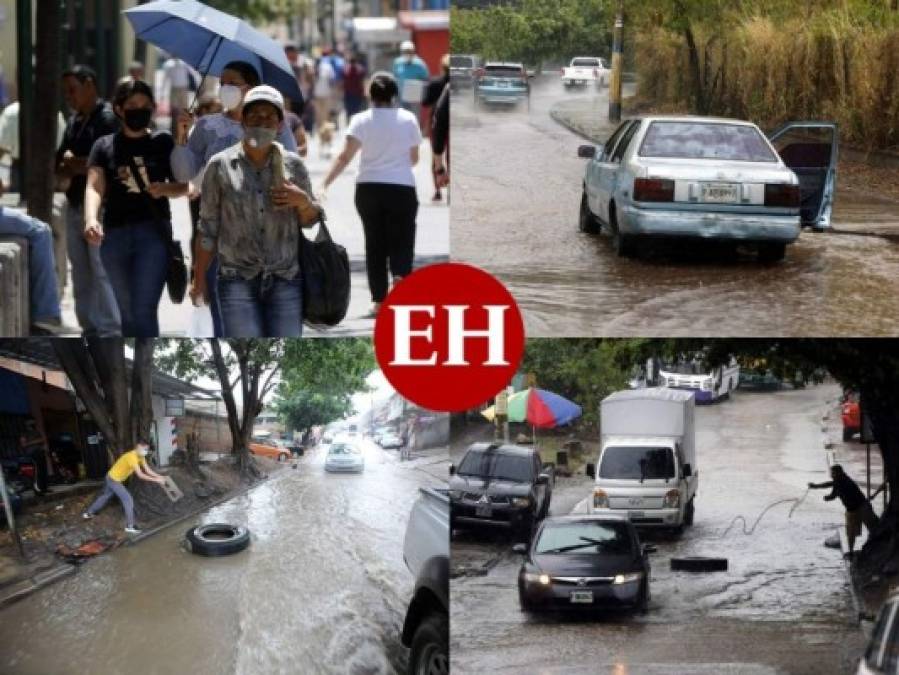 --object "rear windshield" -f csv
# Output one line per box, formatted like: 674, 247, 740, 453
600, 446, 676, 480
484, 66, 523, 79
451, 56, 474, 67
639, 121, 778, 162
329, 445, 359, 455
571, 58, 600, 68
457, 450, 533, 482
535, 521, 633, 555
